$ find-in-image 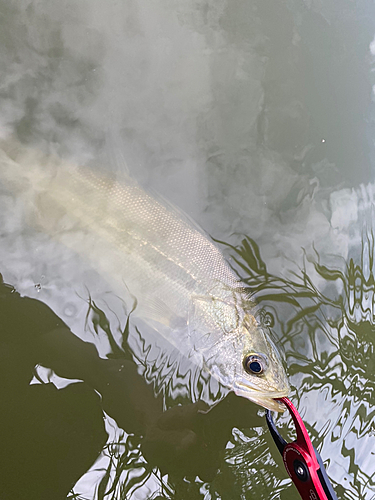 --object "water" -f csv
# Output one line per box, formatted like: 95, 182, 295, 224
0, 0, 375, 498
